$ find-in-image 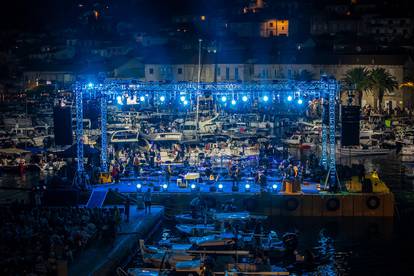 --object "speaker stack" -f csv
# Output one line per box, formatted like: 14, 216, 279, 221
53, 105, 73, 146
341, 105, 360, 146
